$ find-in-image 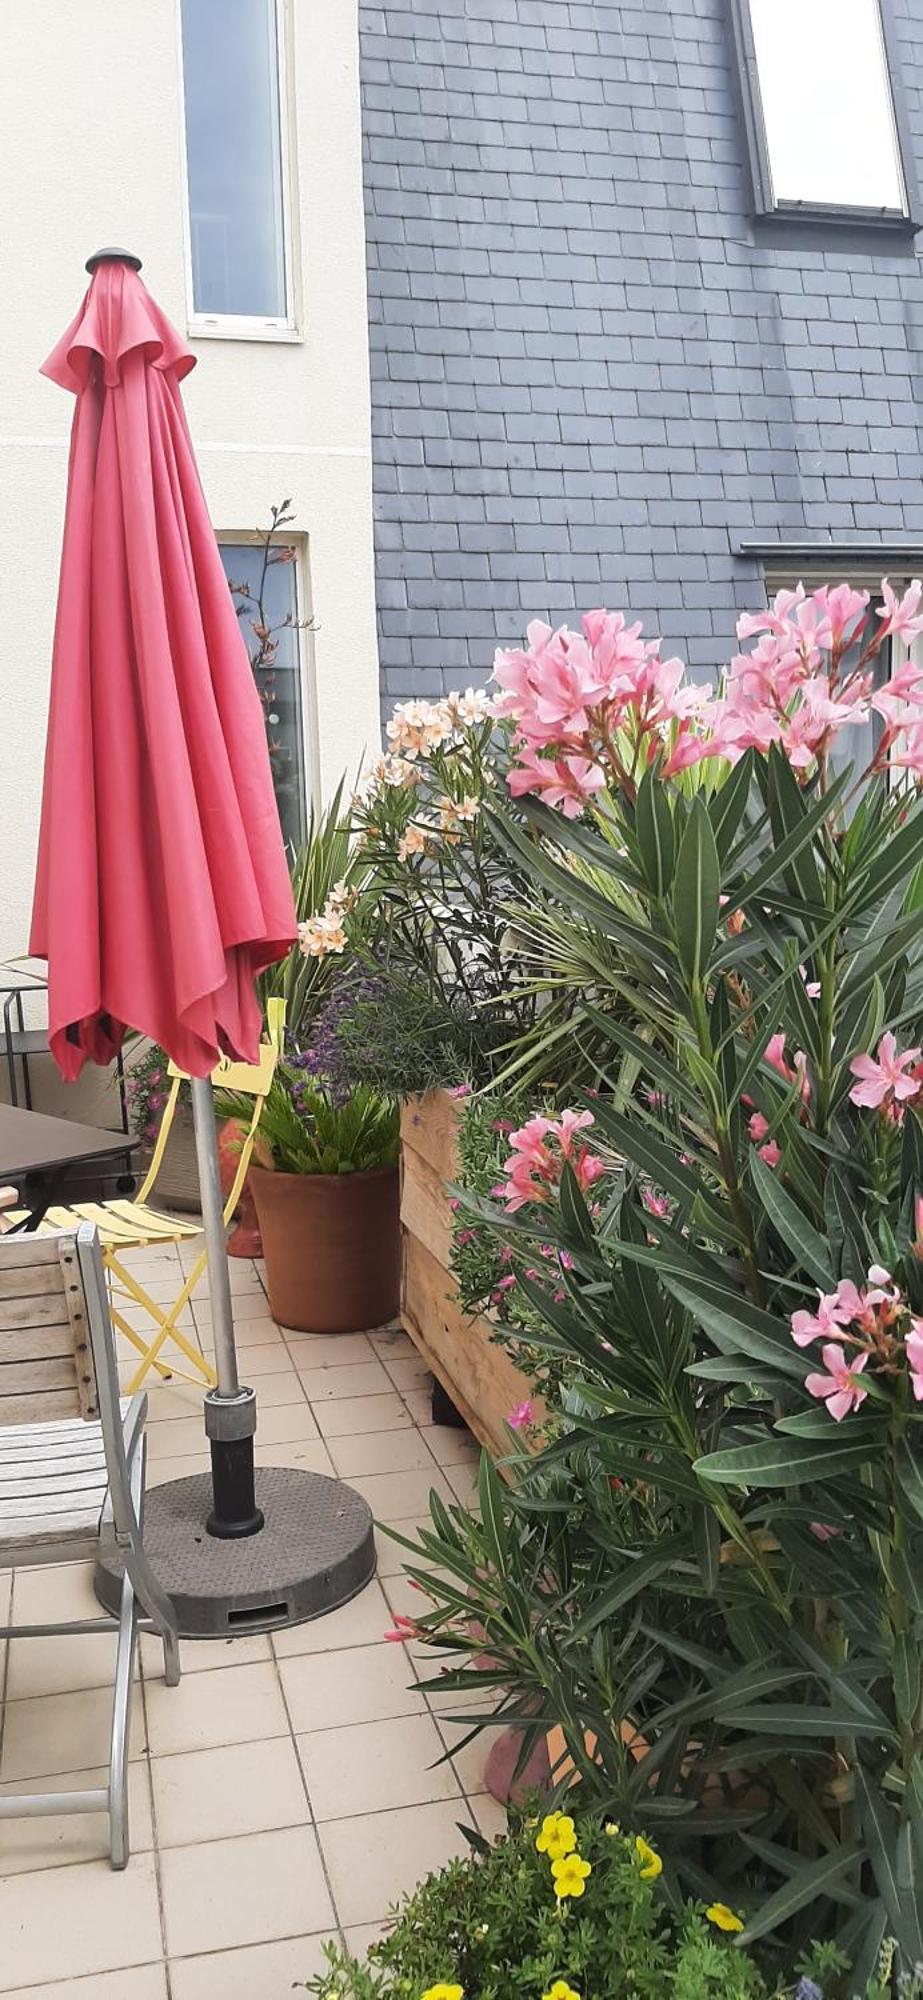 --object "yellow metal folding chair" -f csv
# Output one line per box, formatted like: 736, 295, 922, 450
29, 1000, 284, 1393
